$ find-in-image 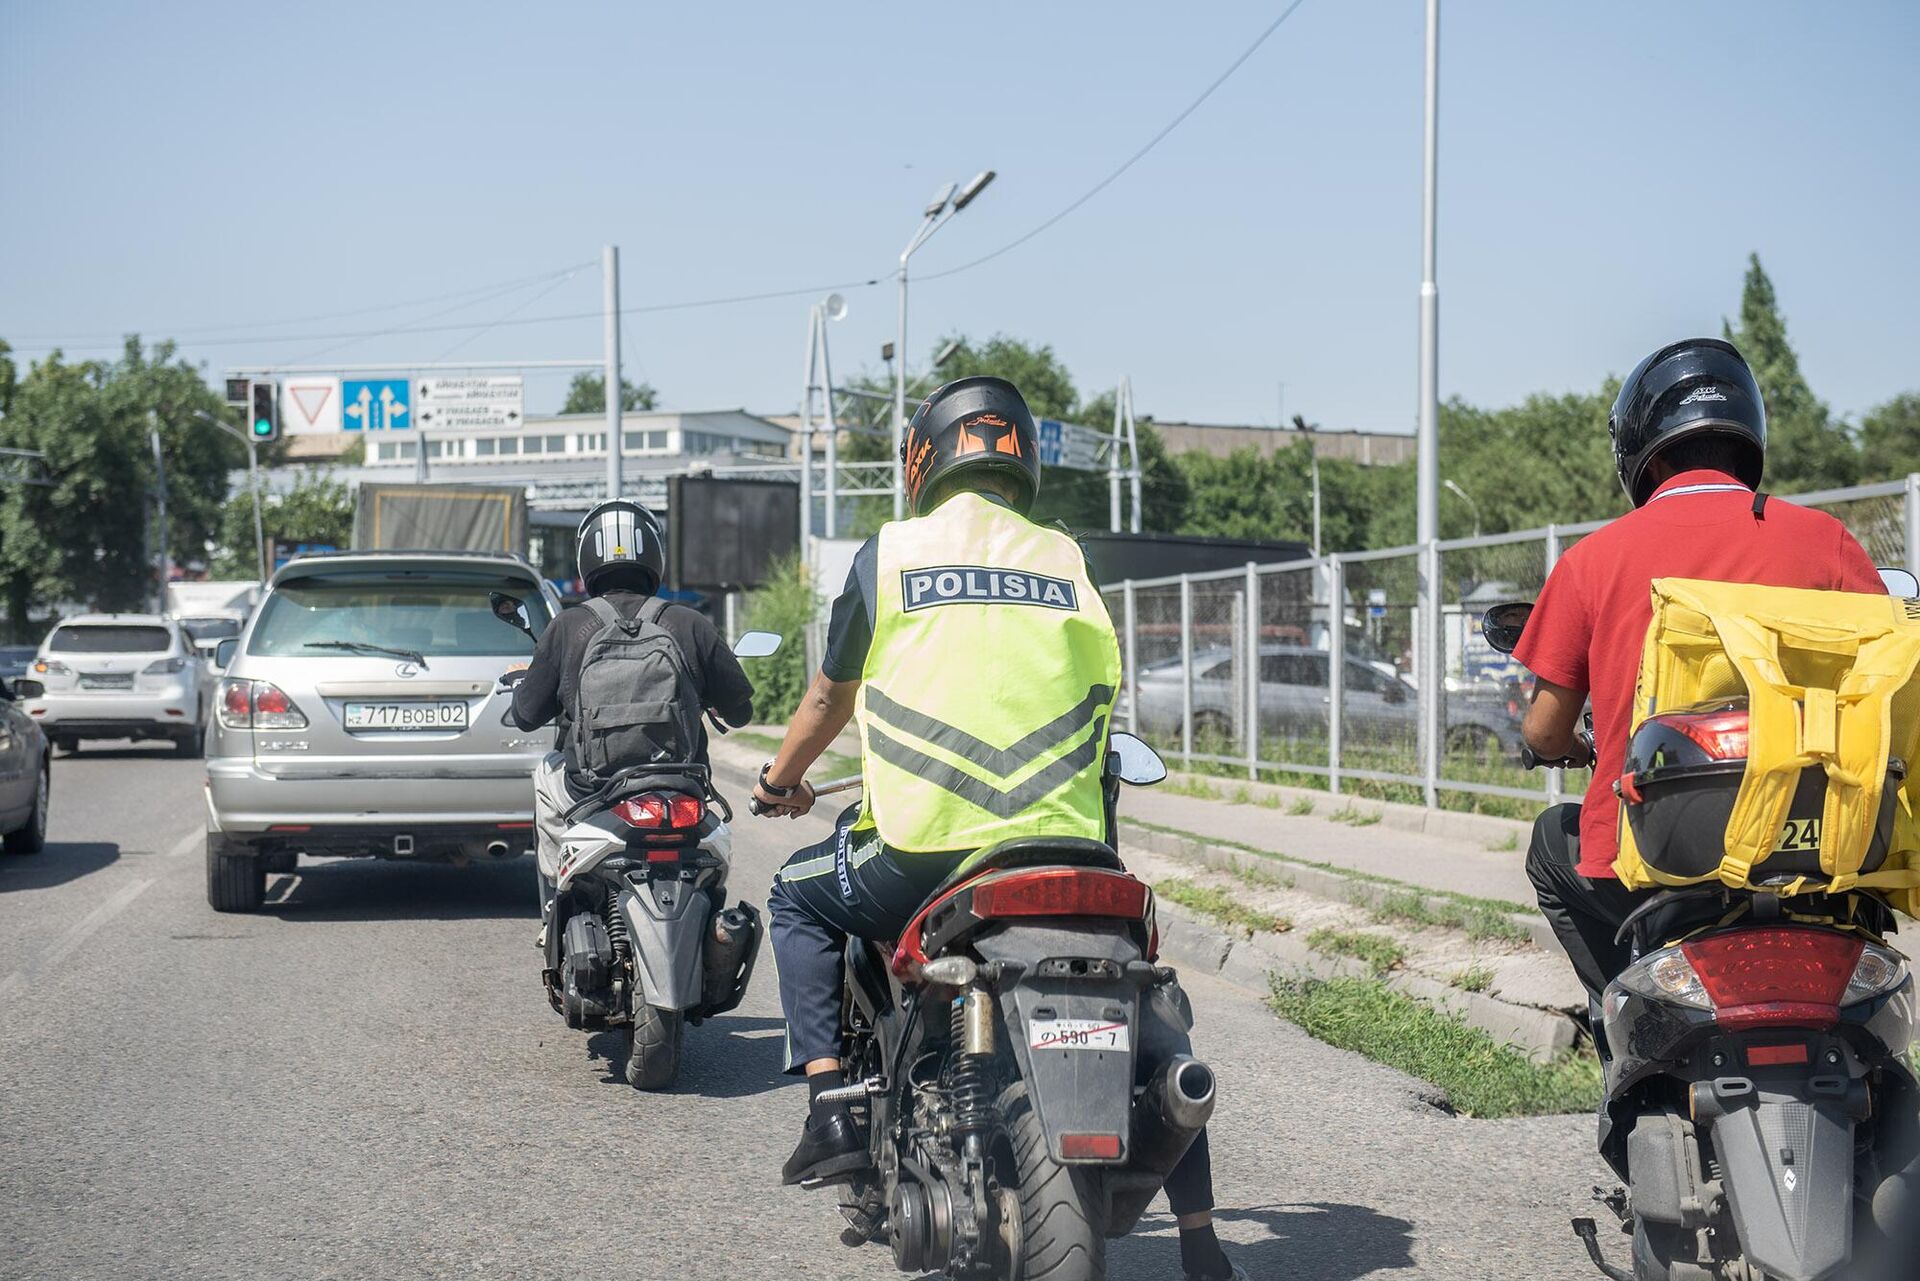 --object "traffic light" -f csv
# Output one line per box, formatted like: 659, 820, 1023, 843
249, 381, 279, 444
